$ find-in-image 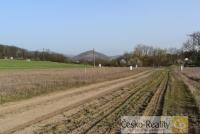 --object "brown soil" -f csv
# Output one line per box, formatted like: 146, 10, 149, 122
0, 70, 152, 134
